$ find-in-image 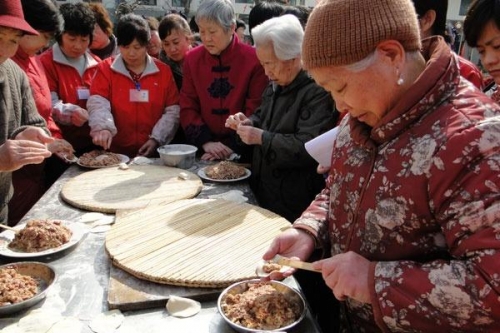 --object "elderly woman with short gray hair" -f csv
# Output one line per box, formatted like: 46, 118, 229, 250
226, 14, 338, 222
179, 0, 268, 161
